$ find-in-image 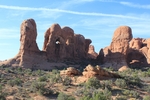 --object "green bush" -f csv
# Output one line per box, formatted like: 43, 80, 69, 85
86, 77, 101, 89
103, 87, 112, 99
57, 92, 75, 100
142, 68, 150, 77
52, 69, 59, 74
125, 76, 142, 87
80, 91, 107, 100
38, 75, 48, 82
115, 79, 127, 88
115, 96, 127, 100
7, 78, 22, 87
143, 95, 150, 100
101, 80, 113, 90
123, 89, 139, 98
144, 85, 150, 93
0, 84, 6, 100
50, 73, 62, 83
31, 81, 51, 95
